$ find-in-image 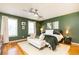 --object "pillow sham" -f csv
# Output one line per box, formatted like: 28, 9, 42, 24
45, 30, 53, 35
